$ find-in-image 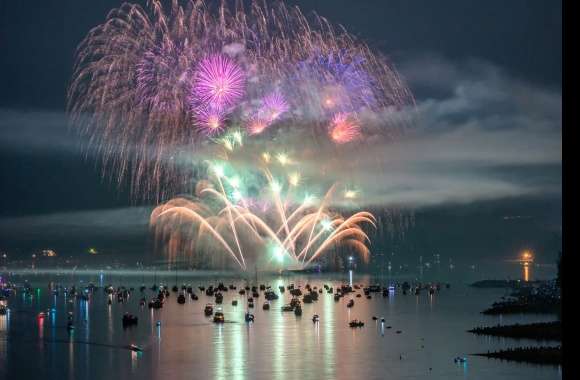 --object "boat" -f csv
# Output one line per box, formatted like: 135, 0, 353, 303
290, 298, 301, 308
265, 290, 278, 300
349, 320, 364, 328
148, 298, 163, 309
294, 305, 302, 316
290, 288, 302, 296
204, 303, 214, 316
129, 344, 143, 352
245, 312, 255, 322
312, 314, 320, 323
281, 304, 294, 312
262, 302, 270, 310
213, 310, 225, 323
347, 299, 354, 308
122, 313, 138, 327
